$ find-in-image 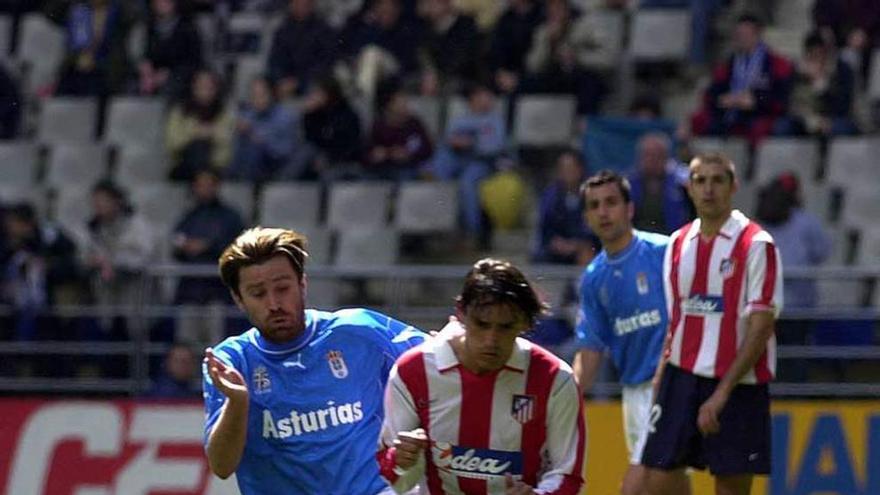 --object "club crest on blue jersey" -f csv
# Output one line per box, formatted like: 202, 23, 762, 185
511, 394, 536, 424
327, 350, 348, 379
252, 366, 271, 394
720, 258, 736, 279
636, 272, 649, 295
432, 442, 523, 480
